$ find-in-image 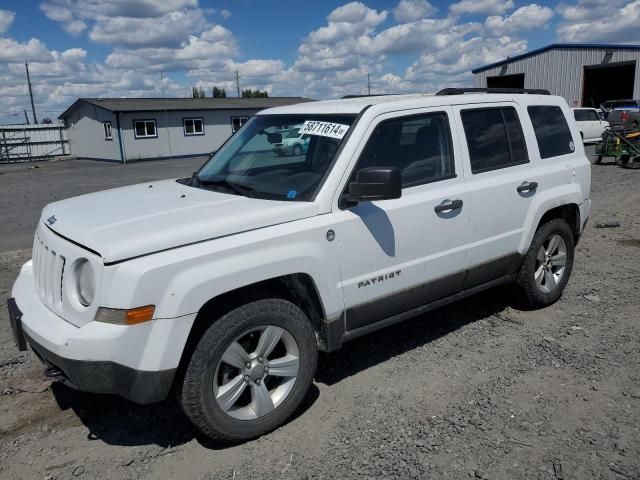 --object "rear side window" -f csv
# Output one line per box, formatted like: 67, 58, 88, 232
461, 107, 528, 174
528, 106, 574, 158
574, 109, 599, 122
